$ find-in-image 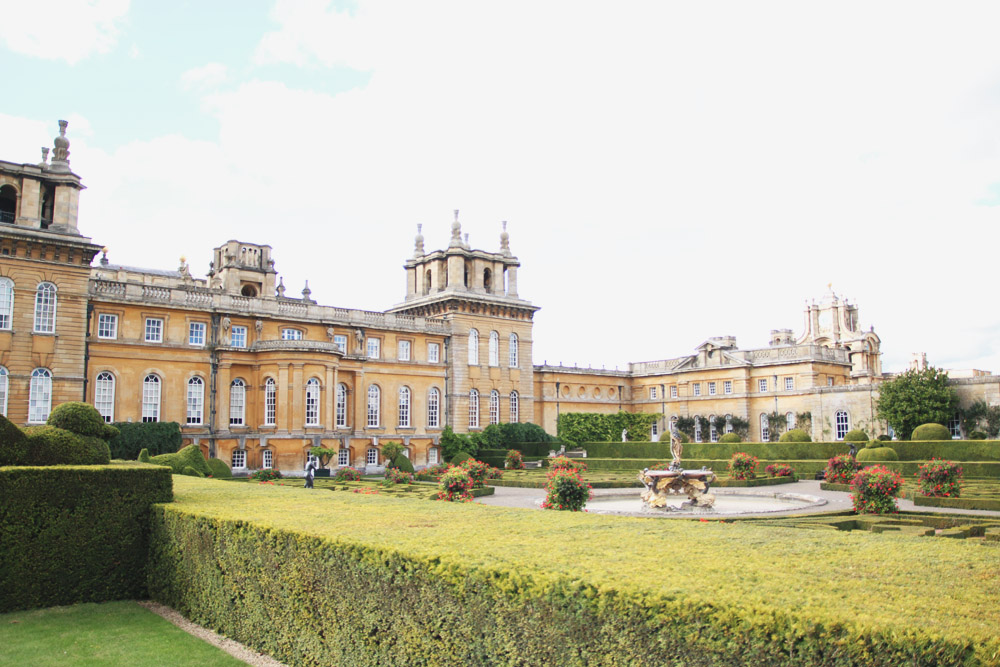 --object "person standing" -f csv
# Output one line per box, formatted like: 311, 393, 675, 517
304, 454, 317, 489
